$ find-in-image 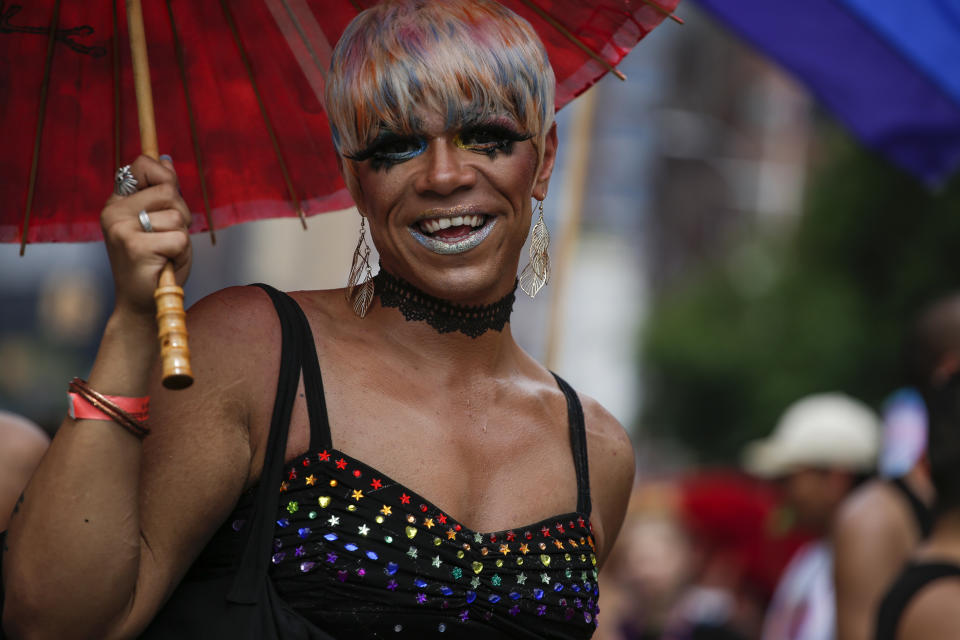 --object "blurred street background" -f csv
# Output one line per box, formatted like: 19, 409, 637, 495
3, 2, 960, 639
